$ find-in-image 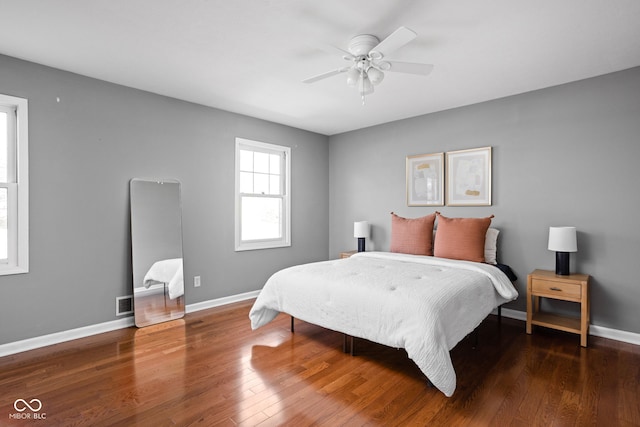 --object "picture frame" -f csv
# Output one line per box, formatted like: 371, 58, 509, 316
446, 146, 492, 206
406, 152, 444, 206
